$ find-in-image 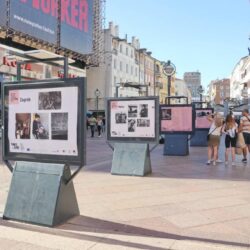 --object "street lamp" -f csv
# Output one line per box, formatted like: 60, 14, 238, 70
95, 88, 101, 117
197, 85, 204, 102
163, 60, 176, 104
